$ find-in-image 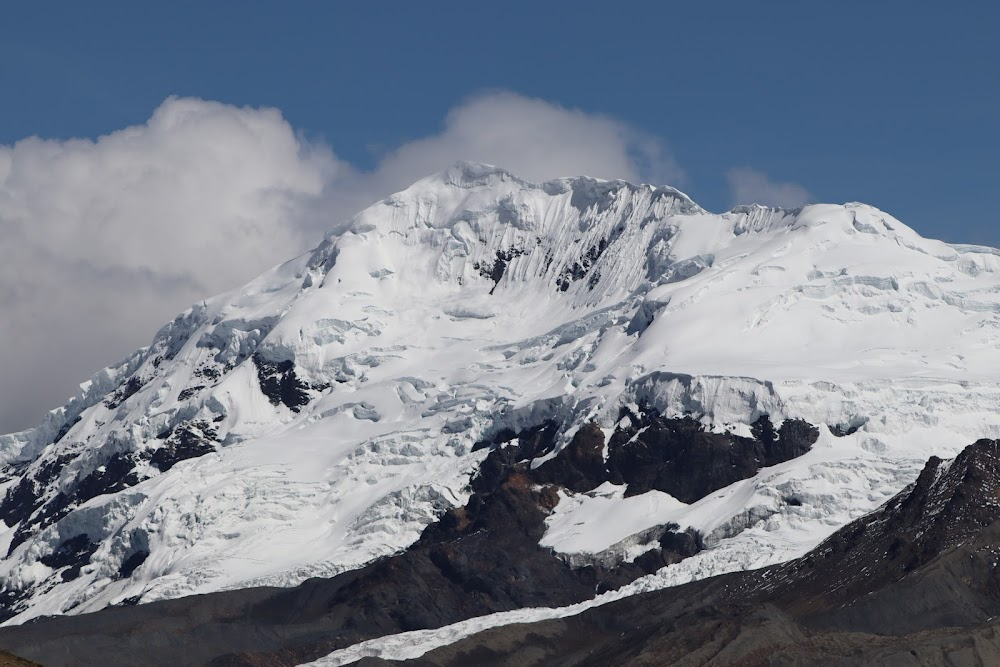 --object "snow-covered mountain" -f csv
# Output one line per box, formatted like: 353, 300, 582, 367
3, 161, 1000, 629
